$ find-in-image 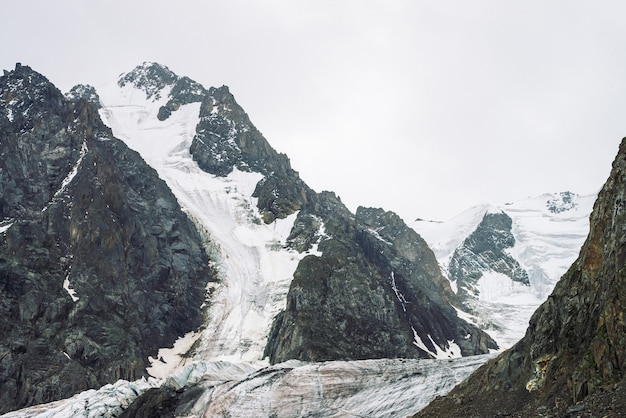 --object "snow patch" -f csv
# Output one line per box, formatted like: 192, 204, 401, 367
147, 331, 199, 379
54, 140, 88, 199
62, 275, 79, 302
412, 328, 462, 359
0, 221, 13, 234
